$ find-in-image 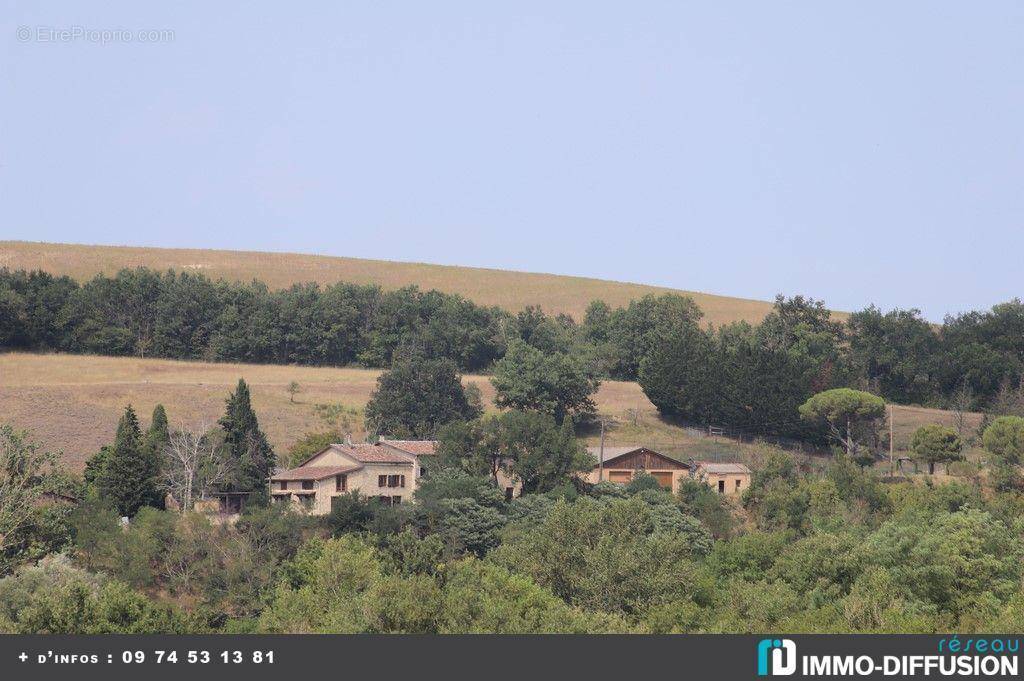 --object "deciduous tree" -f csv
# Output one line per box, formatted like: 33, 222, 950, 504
491, 341, 598, 424
364, 348, 481, 438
